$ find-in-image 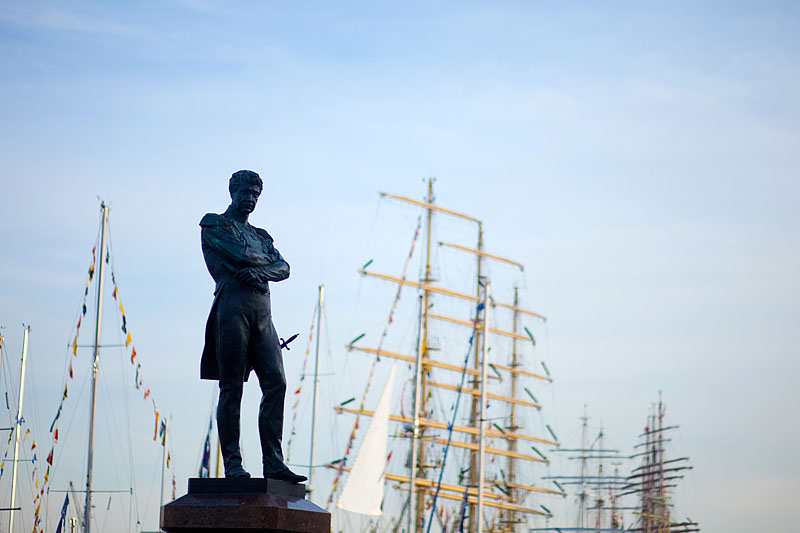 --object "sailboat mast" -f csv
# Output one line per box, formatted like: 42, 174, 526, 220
85, 202, 109, 533
308, 284, 325, 498
8, 325, 30, 533
476, 279, 490, 533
